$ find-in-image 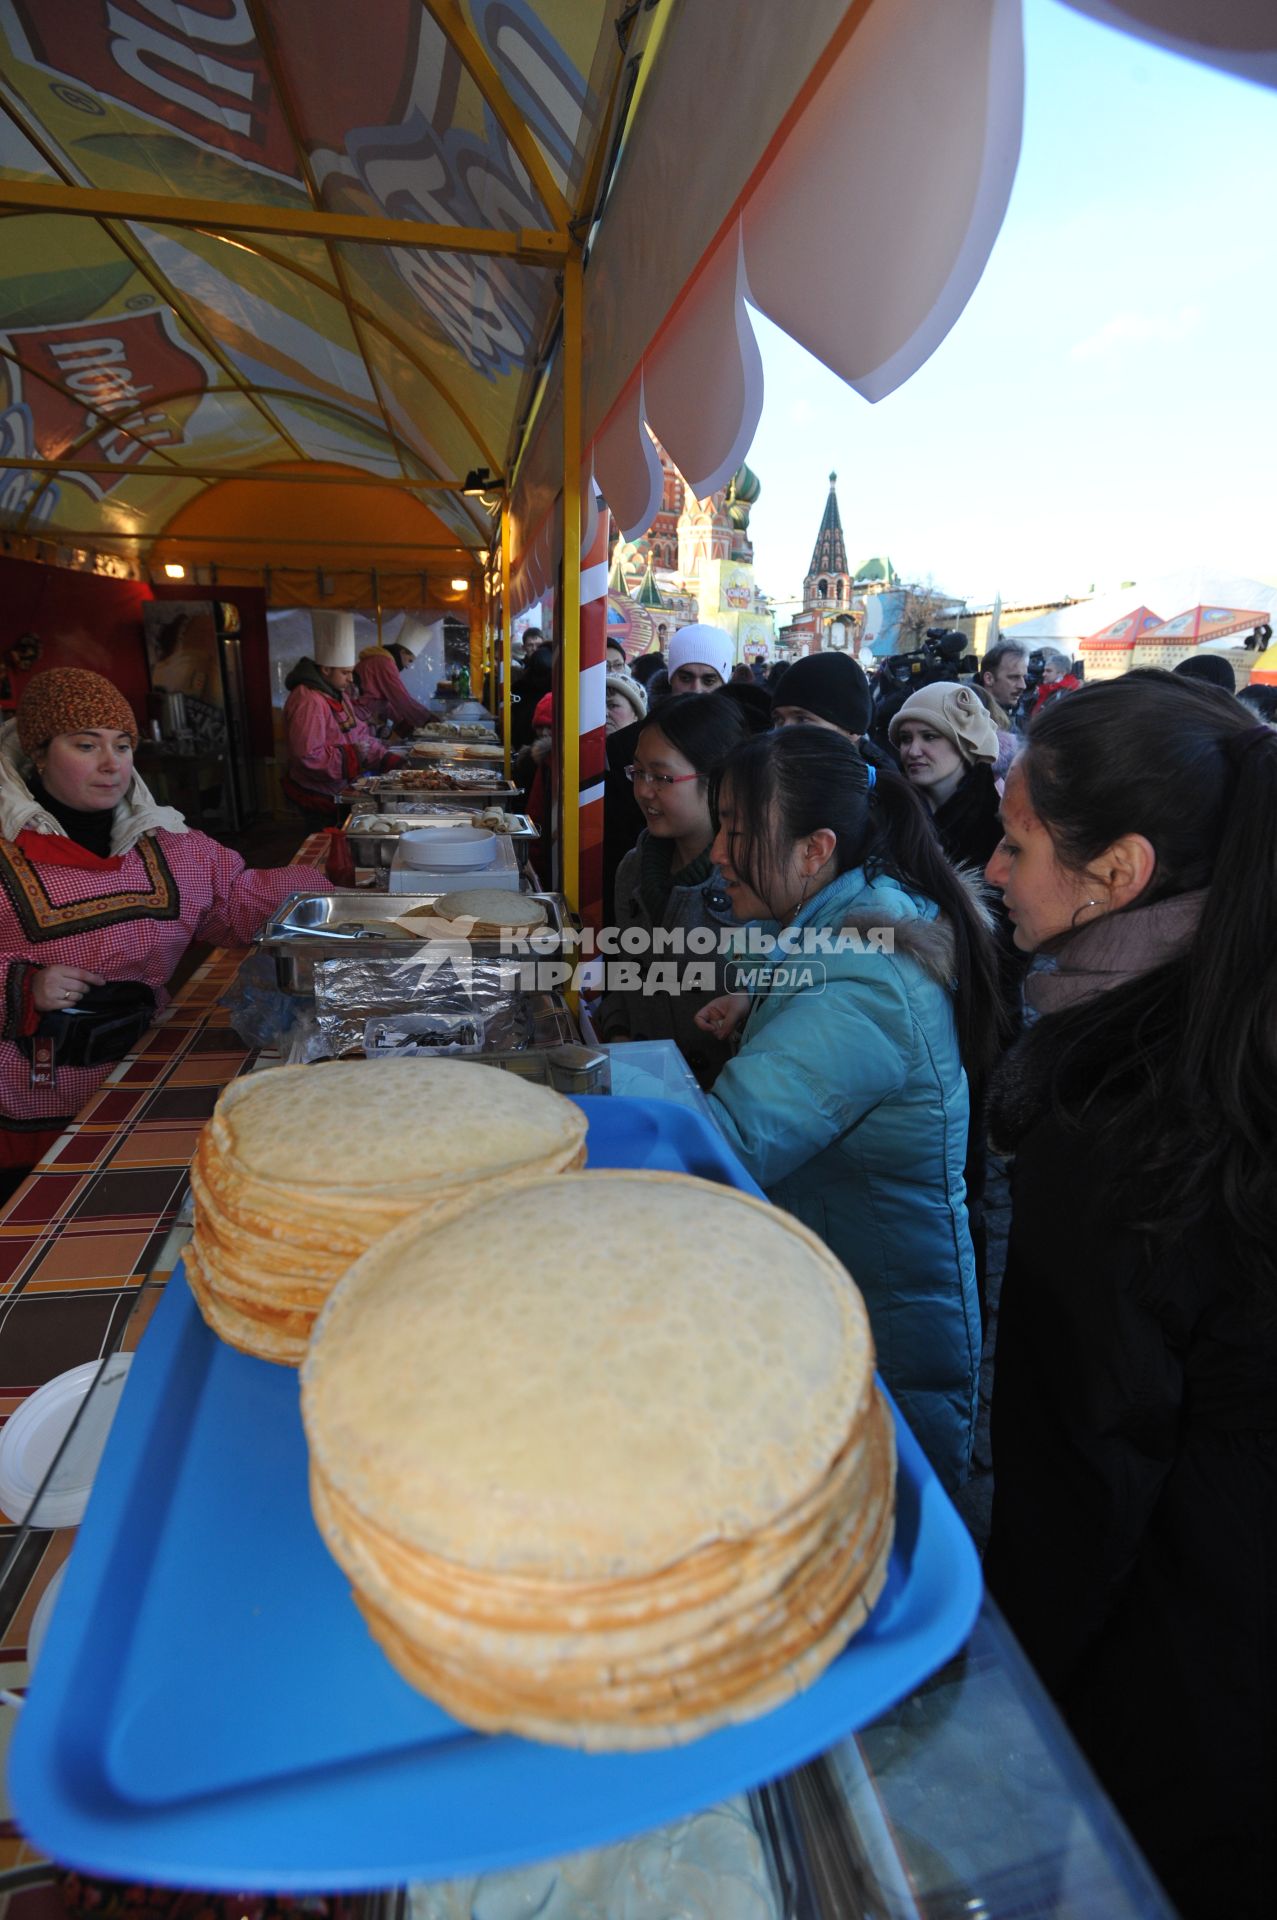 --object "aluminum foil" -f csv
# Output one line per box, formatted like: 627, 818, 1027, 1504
312, 954, 532, 1059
